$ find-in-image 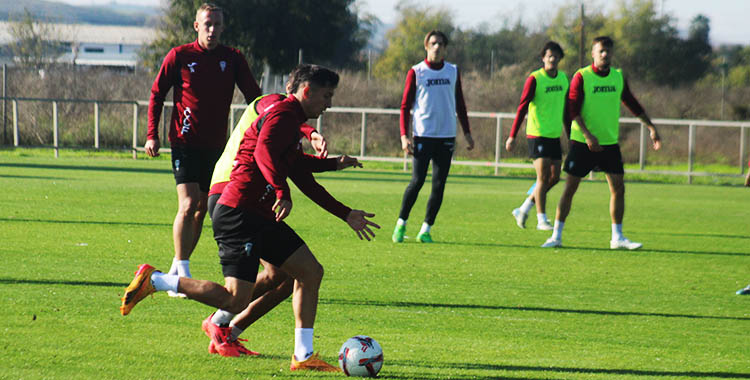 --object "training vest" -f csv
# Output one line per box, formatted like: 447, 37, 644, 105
209, 93, 283, 189
526, 68, 569, 138
411, 61, 458, 138
570, 66, 624, 145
